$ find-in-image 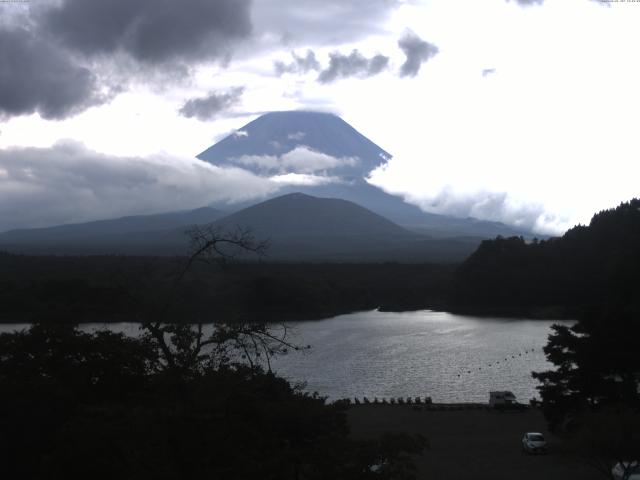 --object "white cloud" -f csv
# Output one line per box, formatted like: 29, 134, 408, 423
0, 141, 361, 231
231, 146, 359, 174
346, 0, 640, 233
281, 146, 359, 172
287, 131, 306, 140
0, 141, 279, 231
271, 172, 341, 186
369, 171, 566, 234
233, 153, 280, 170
